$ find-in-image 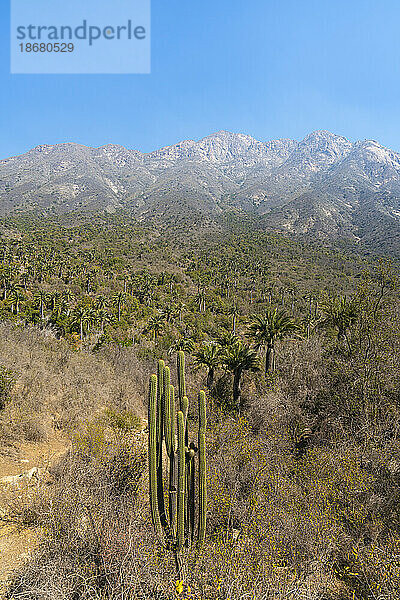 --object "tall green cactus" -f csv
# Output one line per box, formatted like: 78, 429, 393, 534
177, 410, 186, 551
148, 353, 207, 570
148, 374, 163, 540
177, 350, 186, 409
156, 361, 167, 529
198, 391, 207, 548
